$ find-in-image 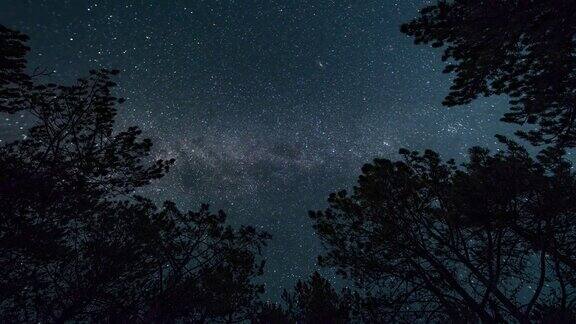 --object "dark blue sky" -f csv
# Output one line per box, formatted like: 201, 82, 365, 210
1, 0, 515, 300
